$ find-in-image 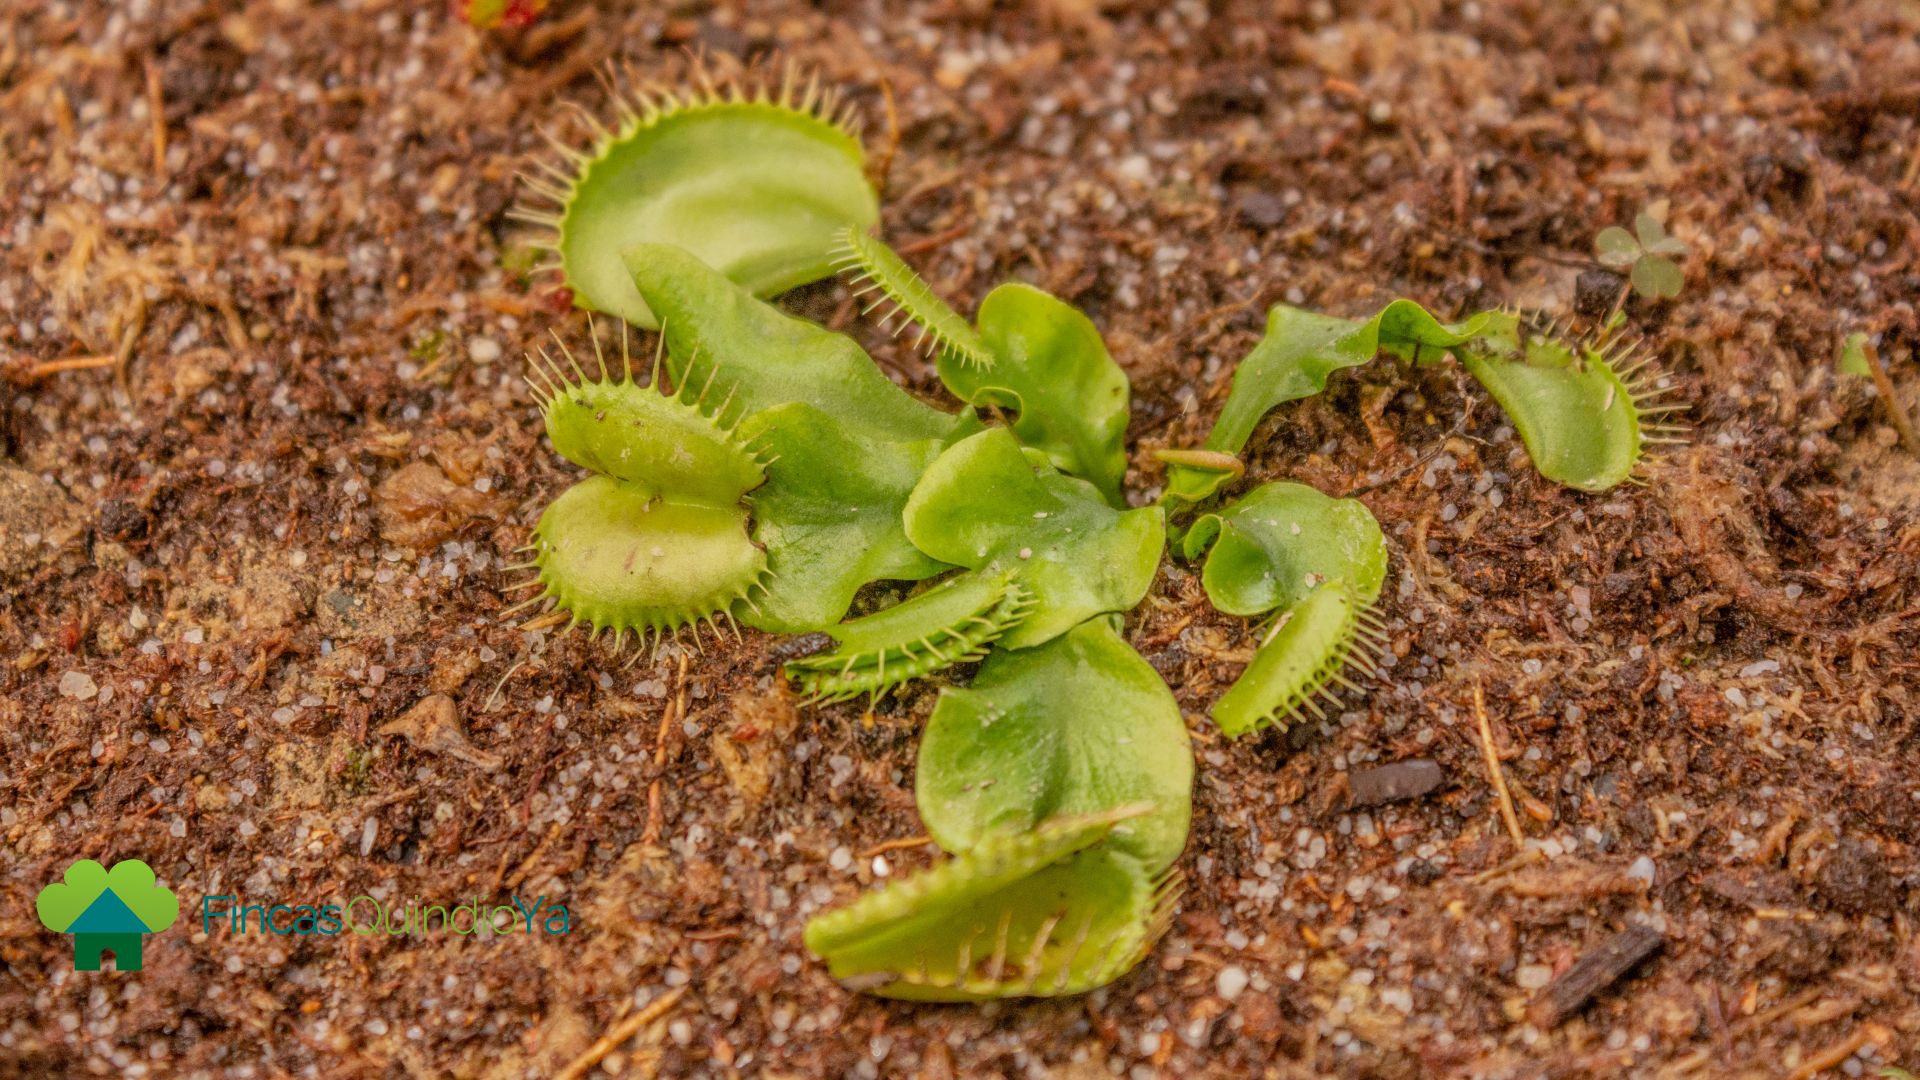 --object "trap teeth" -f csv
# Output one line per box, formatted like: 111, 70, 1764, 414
786, 573, 1034, 703
832, 226, 997, 370
1211, 583, 1375, 738
520, 60, 877, 328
